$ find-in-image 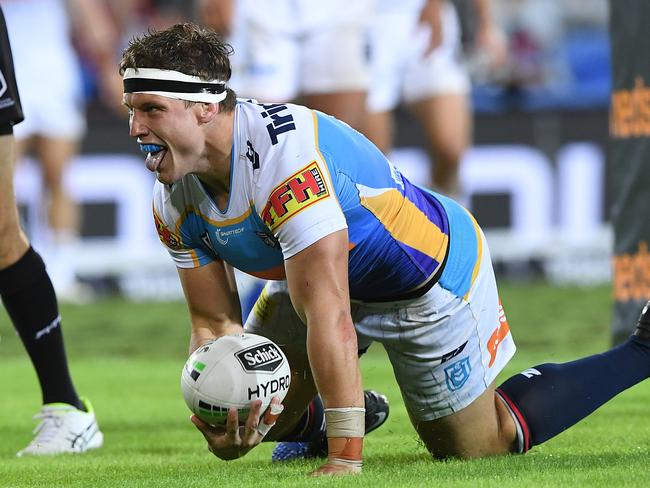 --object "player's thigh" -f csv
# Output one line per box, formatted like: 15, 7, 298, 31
412, 380, 516, 458
244, 280, 316, 435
